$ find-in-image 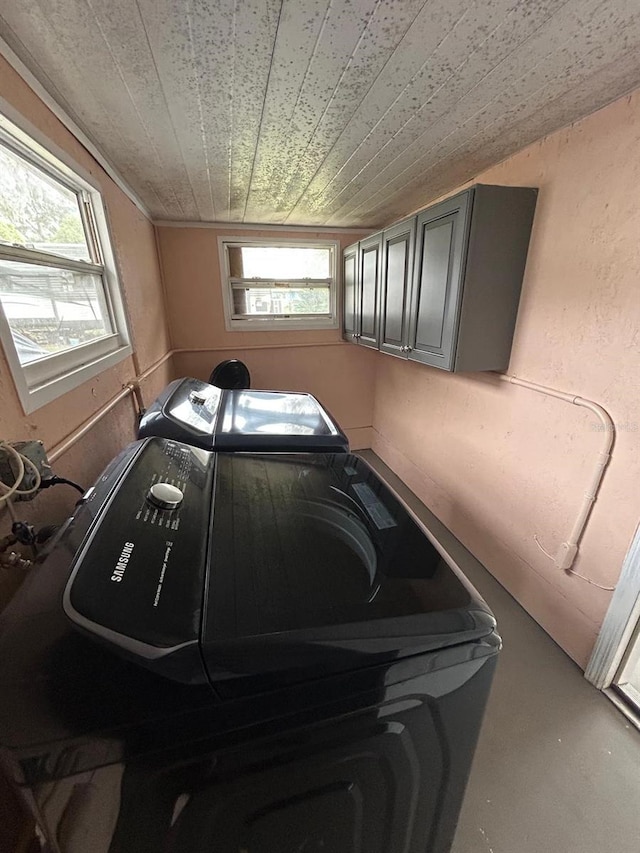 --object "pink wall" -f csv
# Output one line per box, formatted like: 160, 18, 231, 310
0, 56, 172, 555
372, 90, 640, 668
156, 225, 377, 448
